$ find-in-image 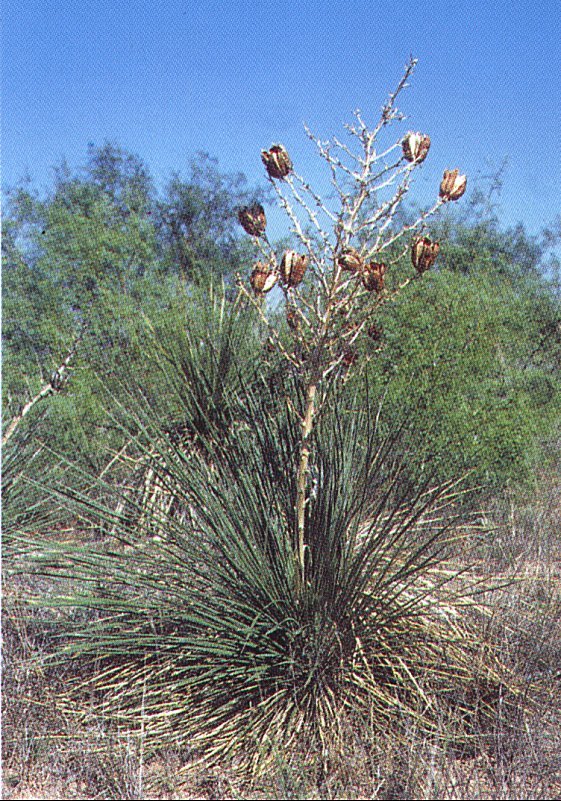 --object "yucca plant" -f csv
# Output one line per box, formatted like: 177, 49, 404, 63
97, 280, 266, 535
9, 60, 513, 779
139, 280, 263, 448
13, 372, 506, 774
